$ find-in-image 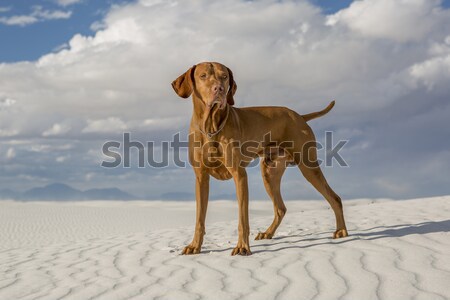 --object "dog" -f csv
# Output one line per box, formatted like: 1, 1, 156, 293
171, 62, 348, 256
